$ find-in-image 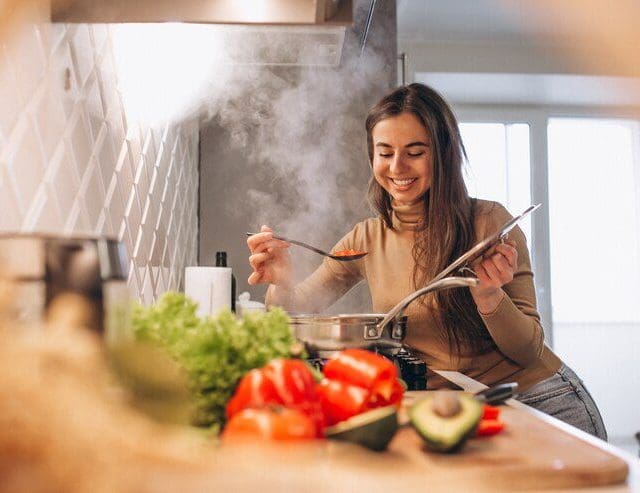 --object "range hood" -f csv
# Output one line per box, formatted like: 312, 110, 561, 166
51, 0, 352, 25
51, 0, 353, 67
